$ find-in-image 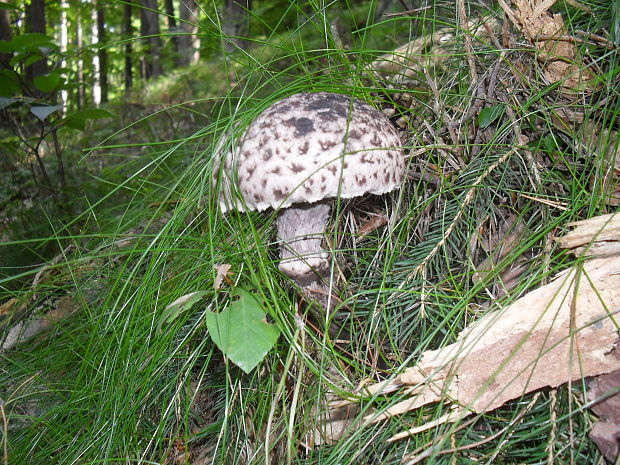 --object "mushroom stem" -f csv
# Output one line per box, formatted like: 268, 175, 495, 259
277, 200, 331, 287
